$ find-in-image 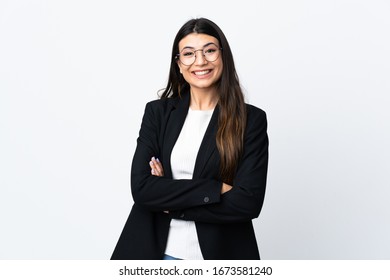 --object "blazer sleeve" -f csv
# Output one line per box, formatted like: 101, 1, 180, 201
131, 101, 222, 212
169, 107, 269, 223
